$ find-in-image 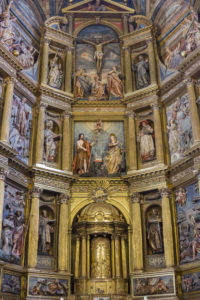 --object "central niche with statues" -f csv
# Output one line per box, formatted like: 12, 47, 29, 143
72, 201, 128, 297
